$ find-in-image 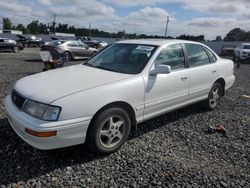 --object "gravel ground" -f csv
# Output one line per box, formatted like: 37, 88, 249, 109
0, 48, 249, 187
